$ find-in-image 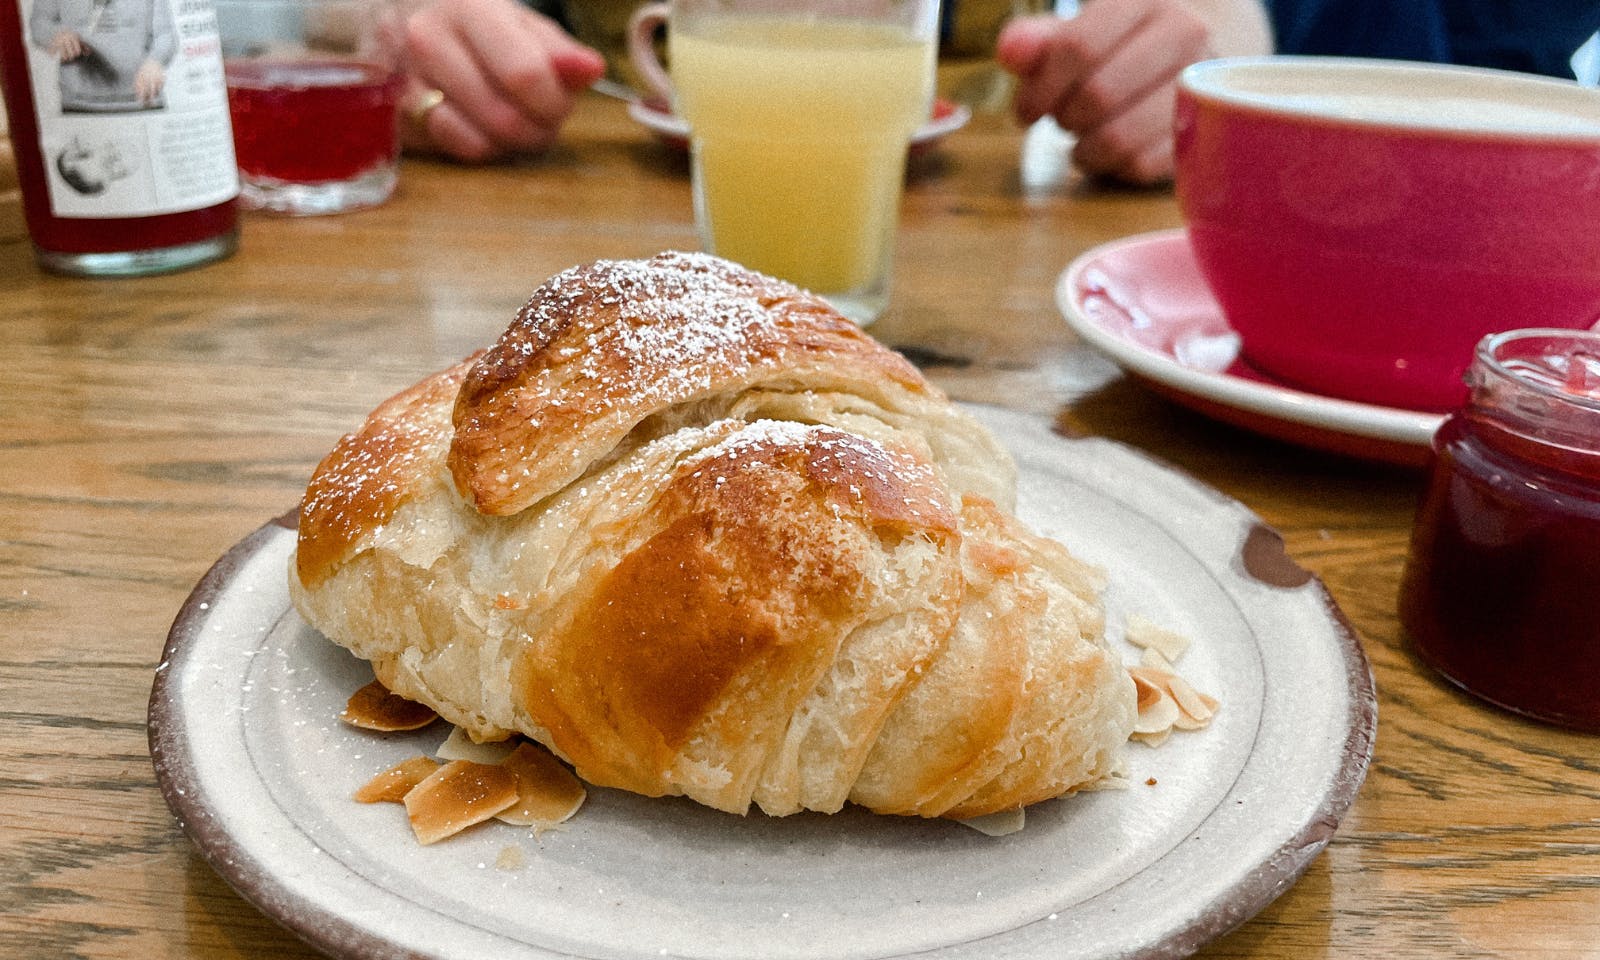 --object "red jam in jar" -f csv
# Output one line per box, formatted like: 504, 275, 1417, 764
0, 0, 239, 276
1400, 329, 1600, 731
